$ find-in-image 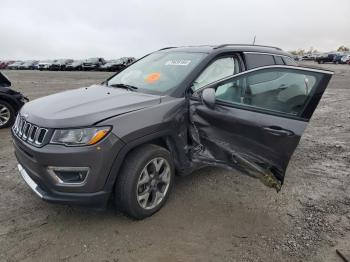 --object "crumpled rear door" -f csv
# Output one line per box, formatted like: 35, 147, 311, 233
189, 65, 333, 191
